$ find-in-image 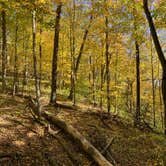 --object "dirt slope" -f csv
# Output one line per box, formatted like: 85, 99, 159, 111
0, 94, 165, 166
